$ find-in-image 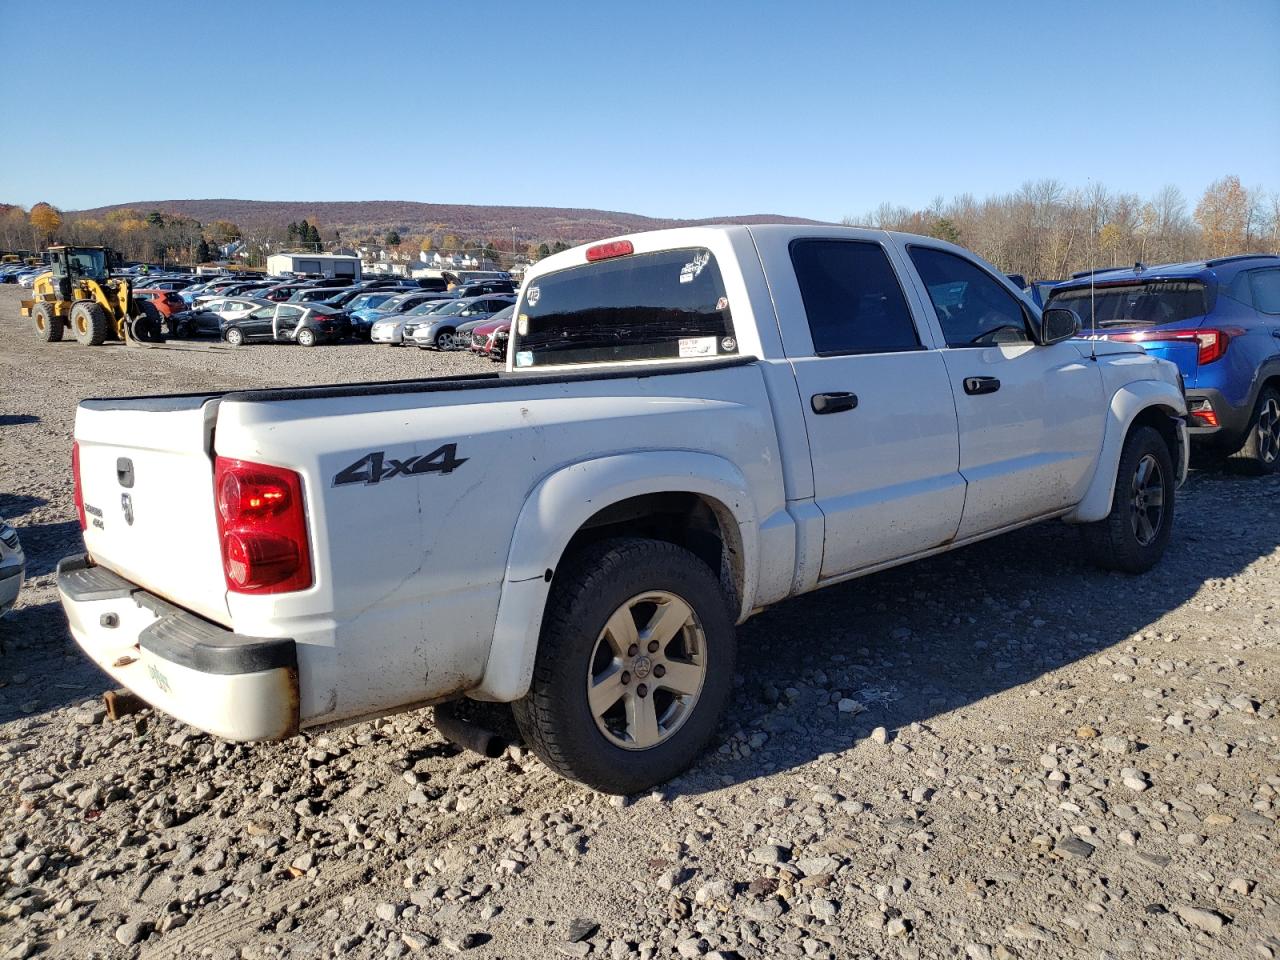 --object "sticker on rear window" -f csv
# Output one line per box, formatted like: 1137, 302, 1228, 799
679, 336, 717, 358
517, 314, 529, 336
679, 251, 710, 284
515, 350, 533, 367
526, 286, 540, 306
